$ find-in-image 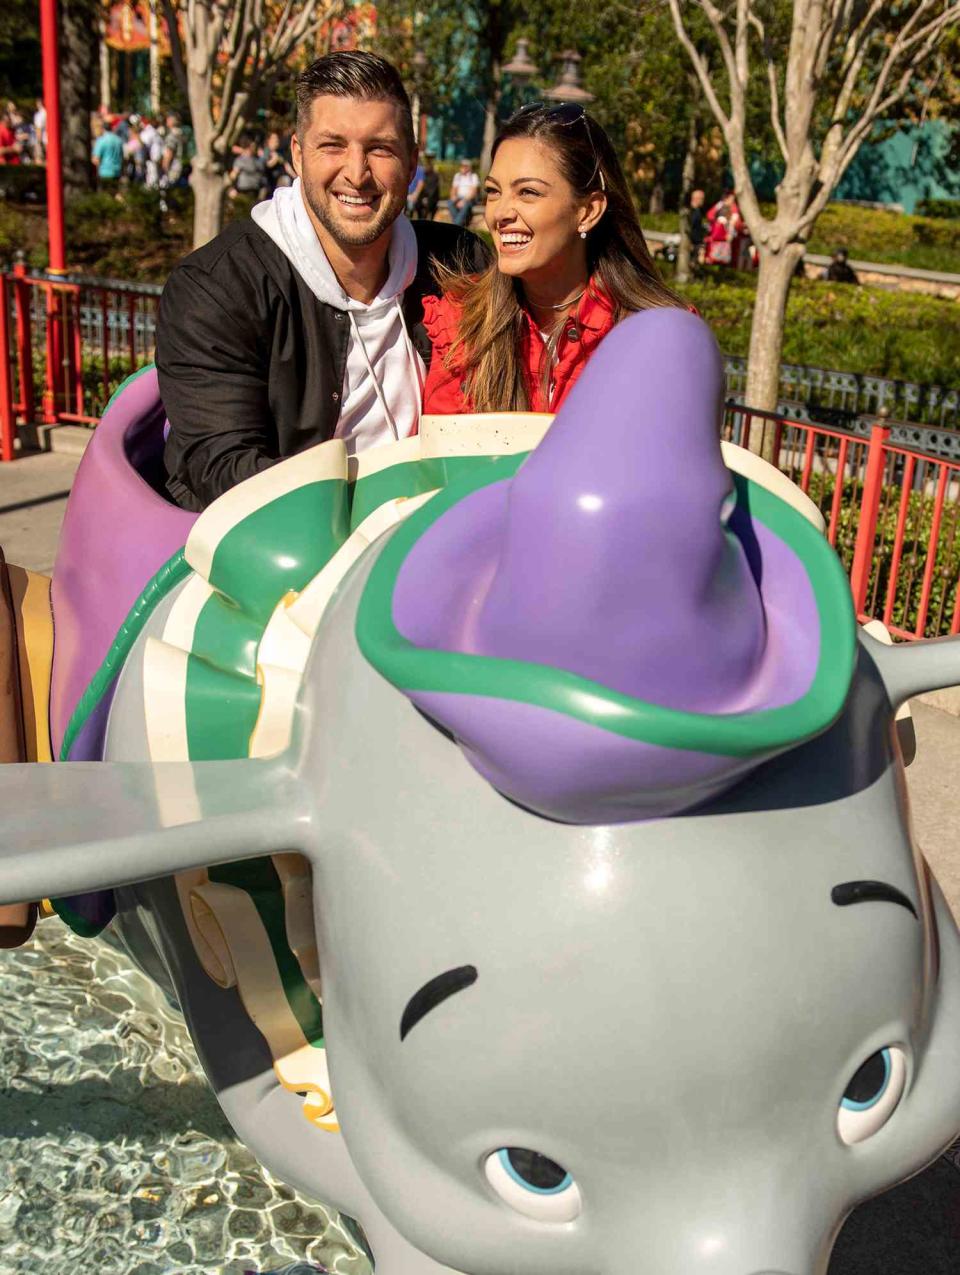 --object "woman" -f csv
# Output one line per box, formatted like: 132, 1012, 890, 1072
422, 104, 686, 415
